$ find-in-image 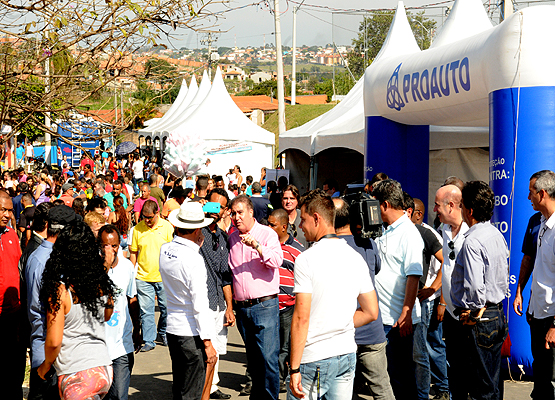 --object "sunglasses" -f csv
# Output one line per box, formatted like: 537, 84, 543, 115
448, 240, 455, 260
